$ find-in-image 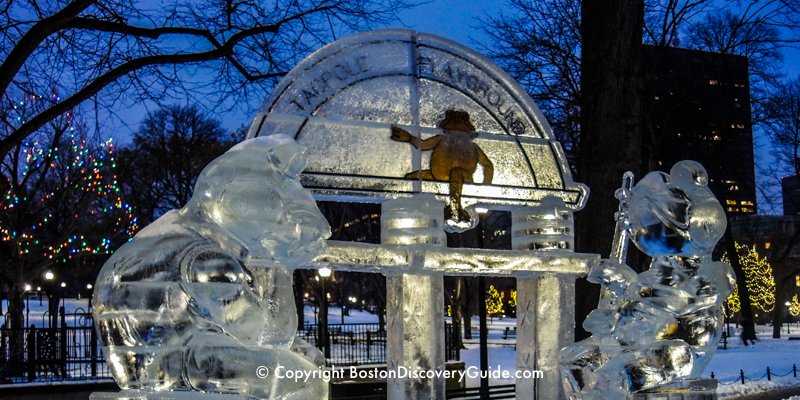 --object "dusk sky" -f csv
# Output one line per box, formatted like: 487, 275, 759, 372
99, 1, 798, 213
